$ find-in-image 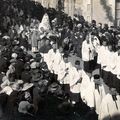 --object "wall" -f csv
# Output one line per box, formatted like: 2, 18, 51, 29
33, 0, 116, 25
35, 0, 58, 9
92, 0, 115, 25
